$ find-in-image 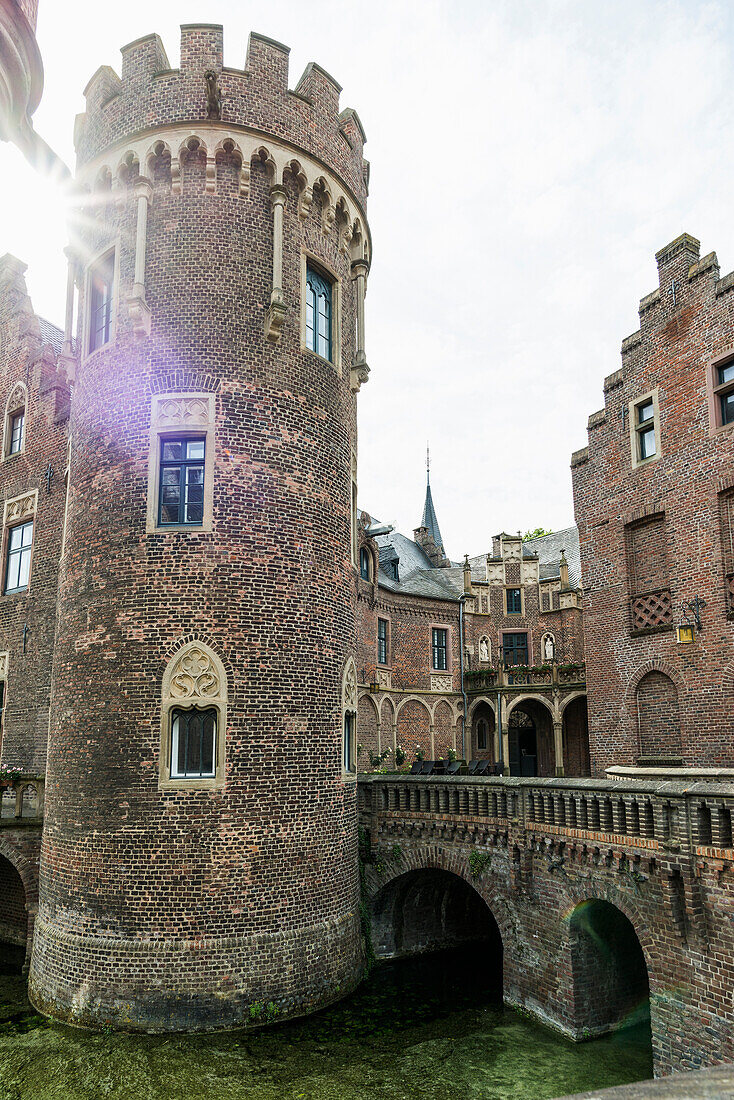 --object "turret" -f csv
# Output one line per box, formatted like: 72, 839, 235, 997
30, 25, 371, 1031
